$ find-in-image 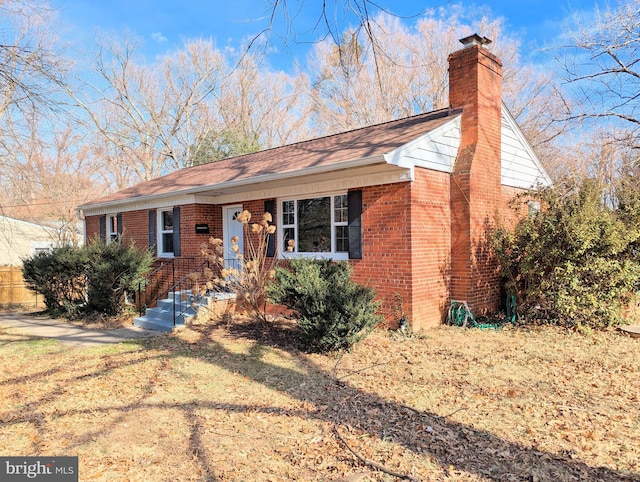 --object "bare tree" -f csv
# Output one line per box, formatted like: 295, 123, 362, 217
71, 36, 227, 185
307, 7, 568, 160
549, 127, 634, 184
2, 115, 102, 245
72, 35, 310, 185
0, 0, 72, 220
557, 0, 640, 146
187, 52, 313, 166
215, 53, 312, 150
256, 0, 408, 54
0, 0, 67, 122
